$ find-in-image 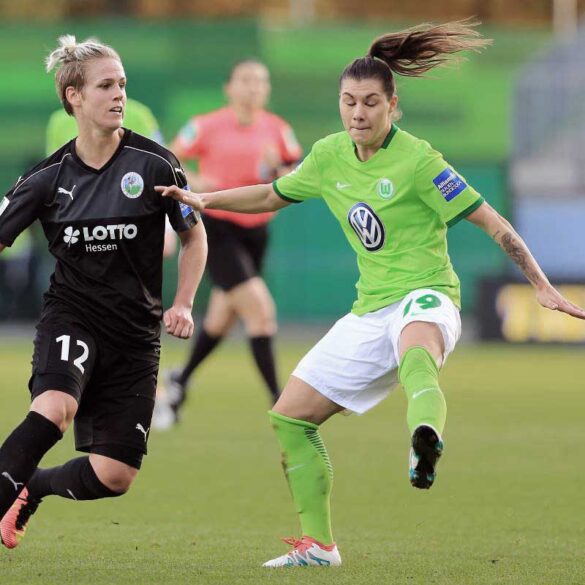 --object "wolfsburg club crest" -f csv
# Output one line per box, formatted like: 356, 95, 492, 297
377, 178, 394, 200
121, 172, 144, 199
